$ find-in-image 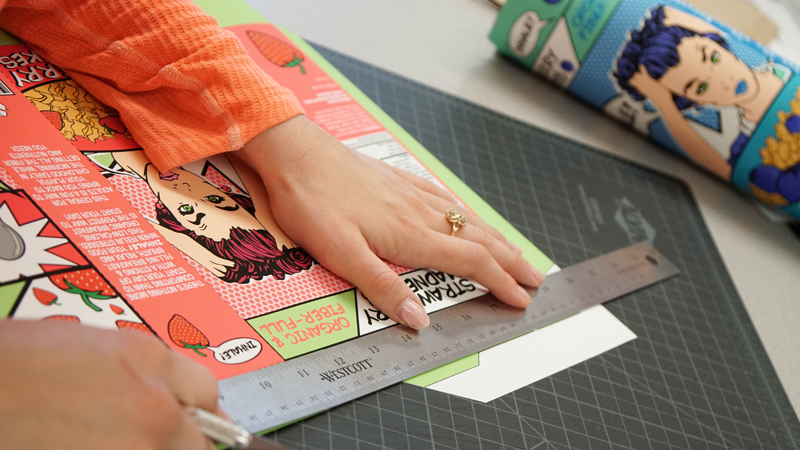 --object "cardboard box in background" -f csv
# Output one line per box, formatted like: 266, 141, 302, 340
684, 0, 779, 44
